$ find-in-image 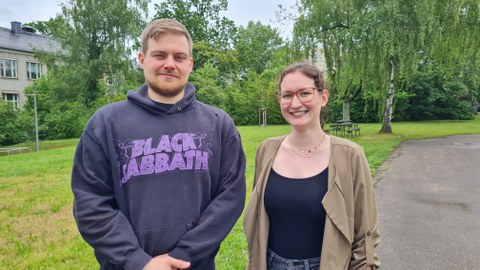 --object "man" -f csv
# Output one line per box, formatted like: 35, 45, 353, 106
71, 18, 246, 270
